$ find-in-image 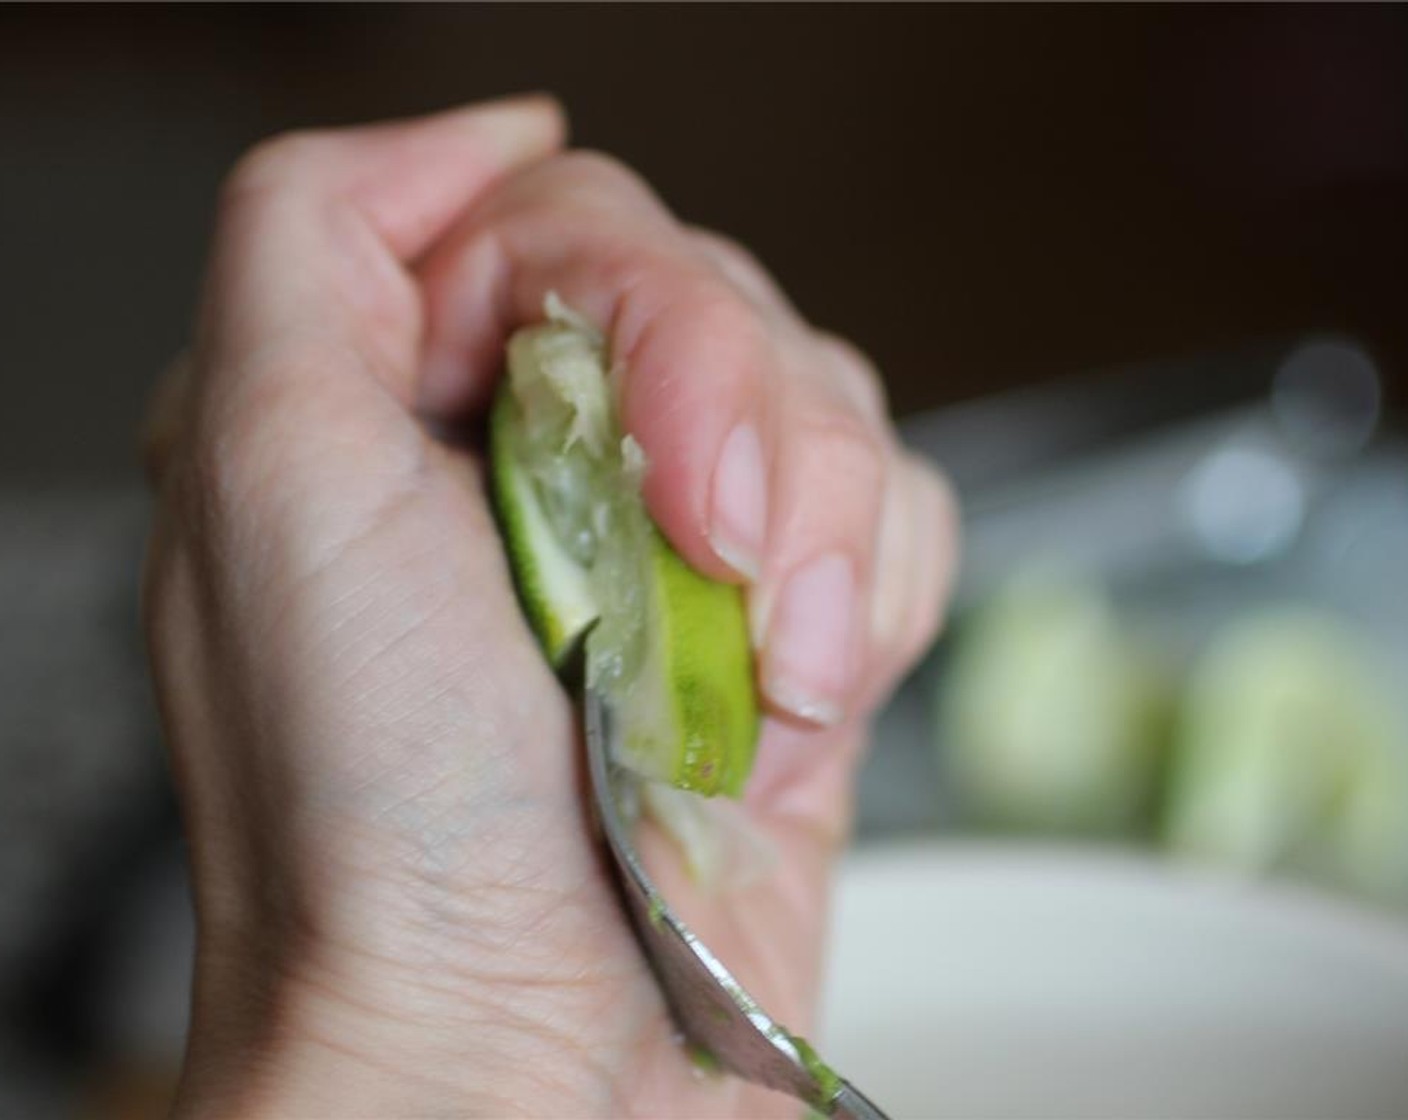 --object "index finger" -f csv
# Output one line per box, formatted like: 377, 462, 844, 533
416, 151, 774, 585
197, 96, 567, 406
